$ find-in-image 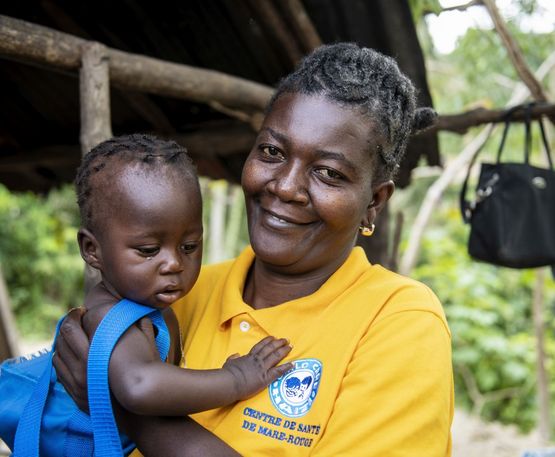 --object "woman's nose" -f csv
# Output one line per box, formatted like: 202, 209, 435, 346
267, 162, 309, 204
